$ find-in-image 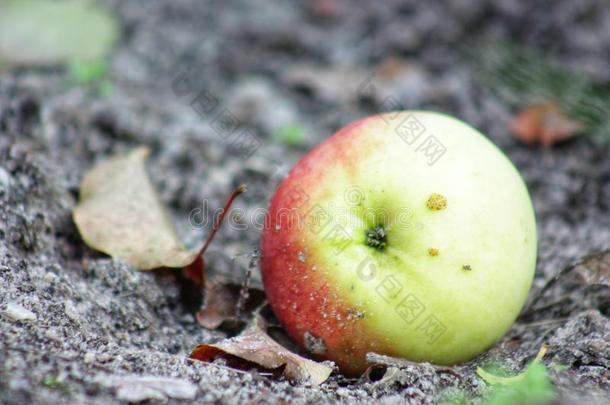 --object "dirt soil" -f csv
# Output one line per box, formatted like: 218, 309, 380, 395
1, 0, 609, 403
